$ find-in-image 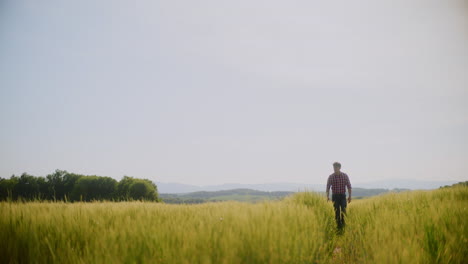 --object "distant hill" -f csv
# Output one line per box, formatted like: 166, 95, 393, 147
160, 188, 293, 204
440, 181, 468, 188
160, 187, 409, 204
156, 180, 458, 194
352, 179, 459, 190
156, 182, 323, 194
